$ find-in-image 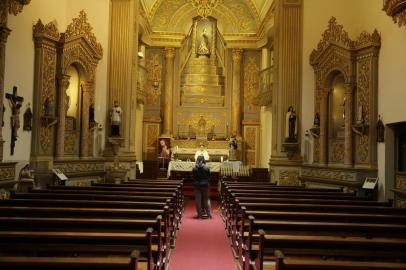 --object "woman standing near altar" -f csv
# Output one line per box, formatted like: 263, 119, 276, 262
192, 155, 212, 219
